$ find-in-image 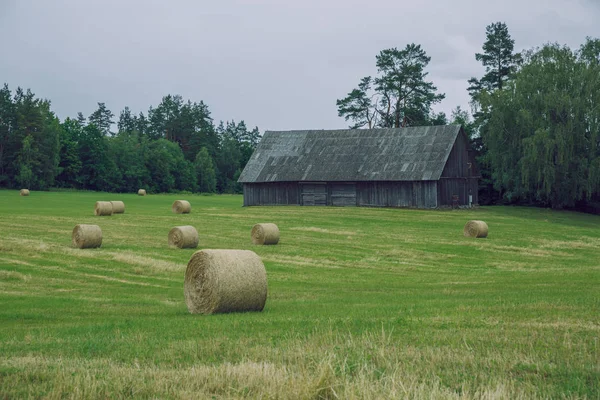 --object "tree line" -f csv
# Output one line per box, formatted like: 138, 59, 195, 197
3, 22, 599, 210
0, 90, 259, 194
337, 22, 600, 210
